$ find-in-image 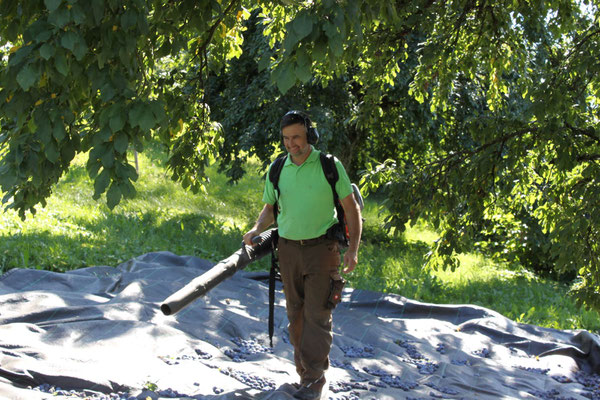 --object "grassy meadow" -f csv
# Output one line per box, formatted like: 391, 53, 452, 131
1, 142, 598, 332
